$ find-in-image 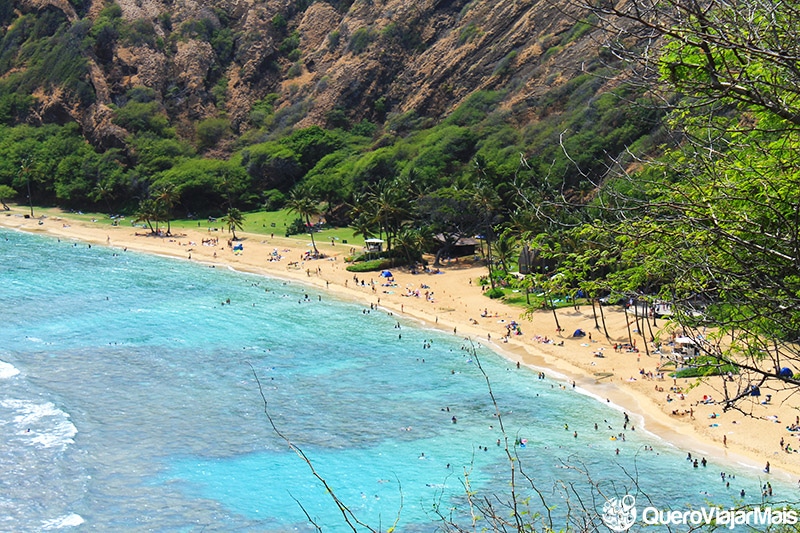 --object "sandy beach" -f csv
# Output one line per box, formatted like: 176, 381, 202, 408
3, 207, 799, 486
